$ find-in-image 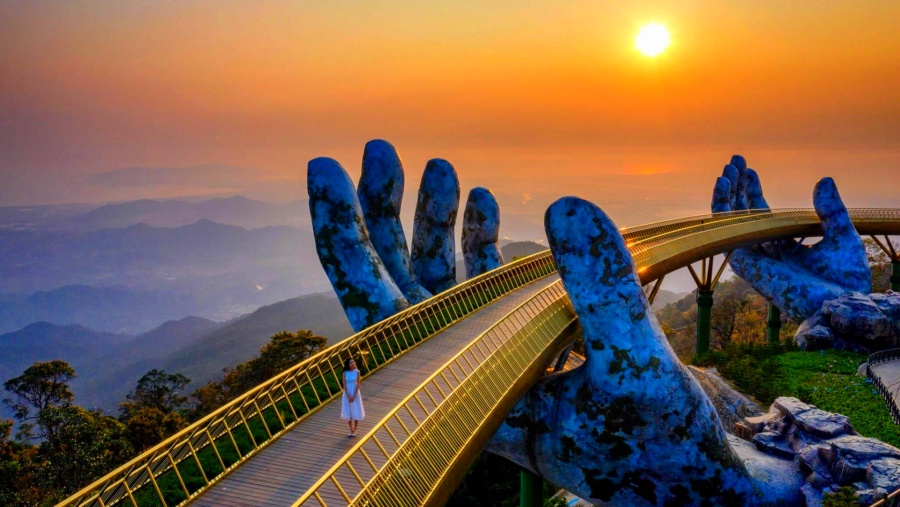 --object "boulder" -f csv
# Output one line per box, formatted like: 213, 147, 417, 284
867, 458, 900, 491
773, 396, 812, 419
870, 292, 900, 321
793, 408, 852, 439
795, 312, 835, 351
823, 292, 893, 341
742, 411, 780, 436
828, 435, 900, 463
753, 431, 796, 459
